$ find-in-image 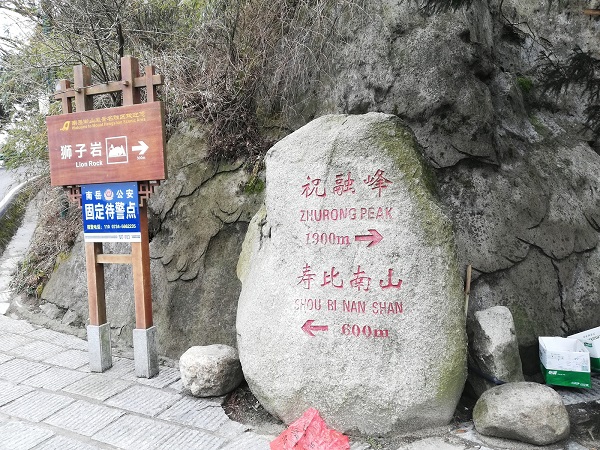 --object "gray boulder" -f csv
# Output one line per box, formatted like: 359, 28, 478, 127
467, 306, 524, 397
180, 344, 244, 397
473, 382, 570, 446
39, 302, 63, 321
237, 113, 466, 435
